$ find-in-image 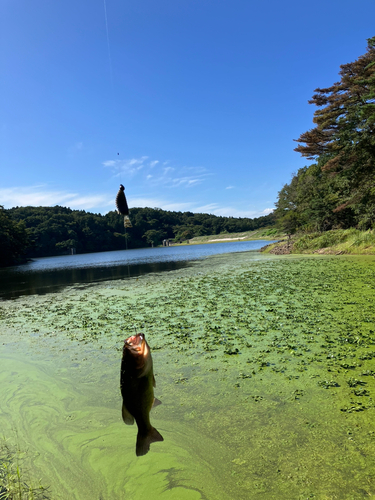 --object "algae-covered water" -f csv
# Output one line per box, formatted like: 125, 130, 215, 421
1, 252, 375, 499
